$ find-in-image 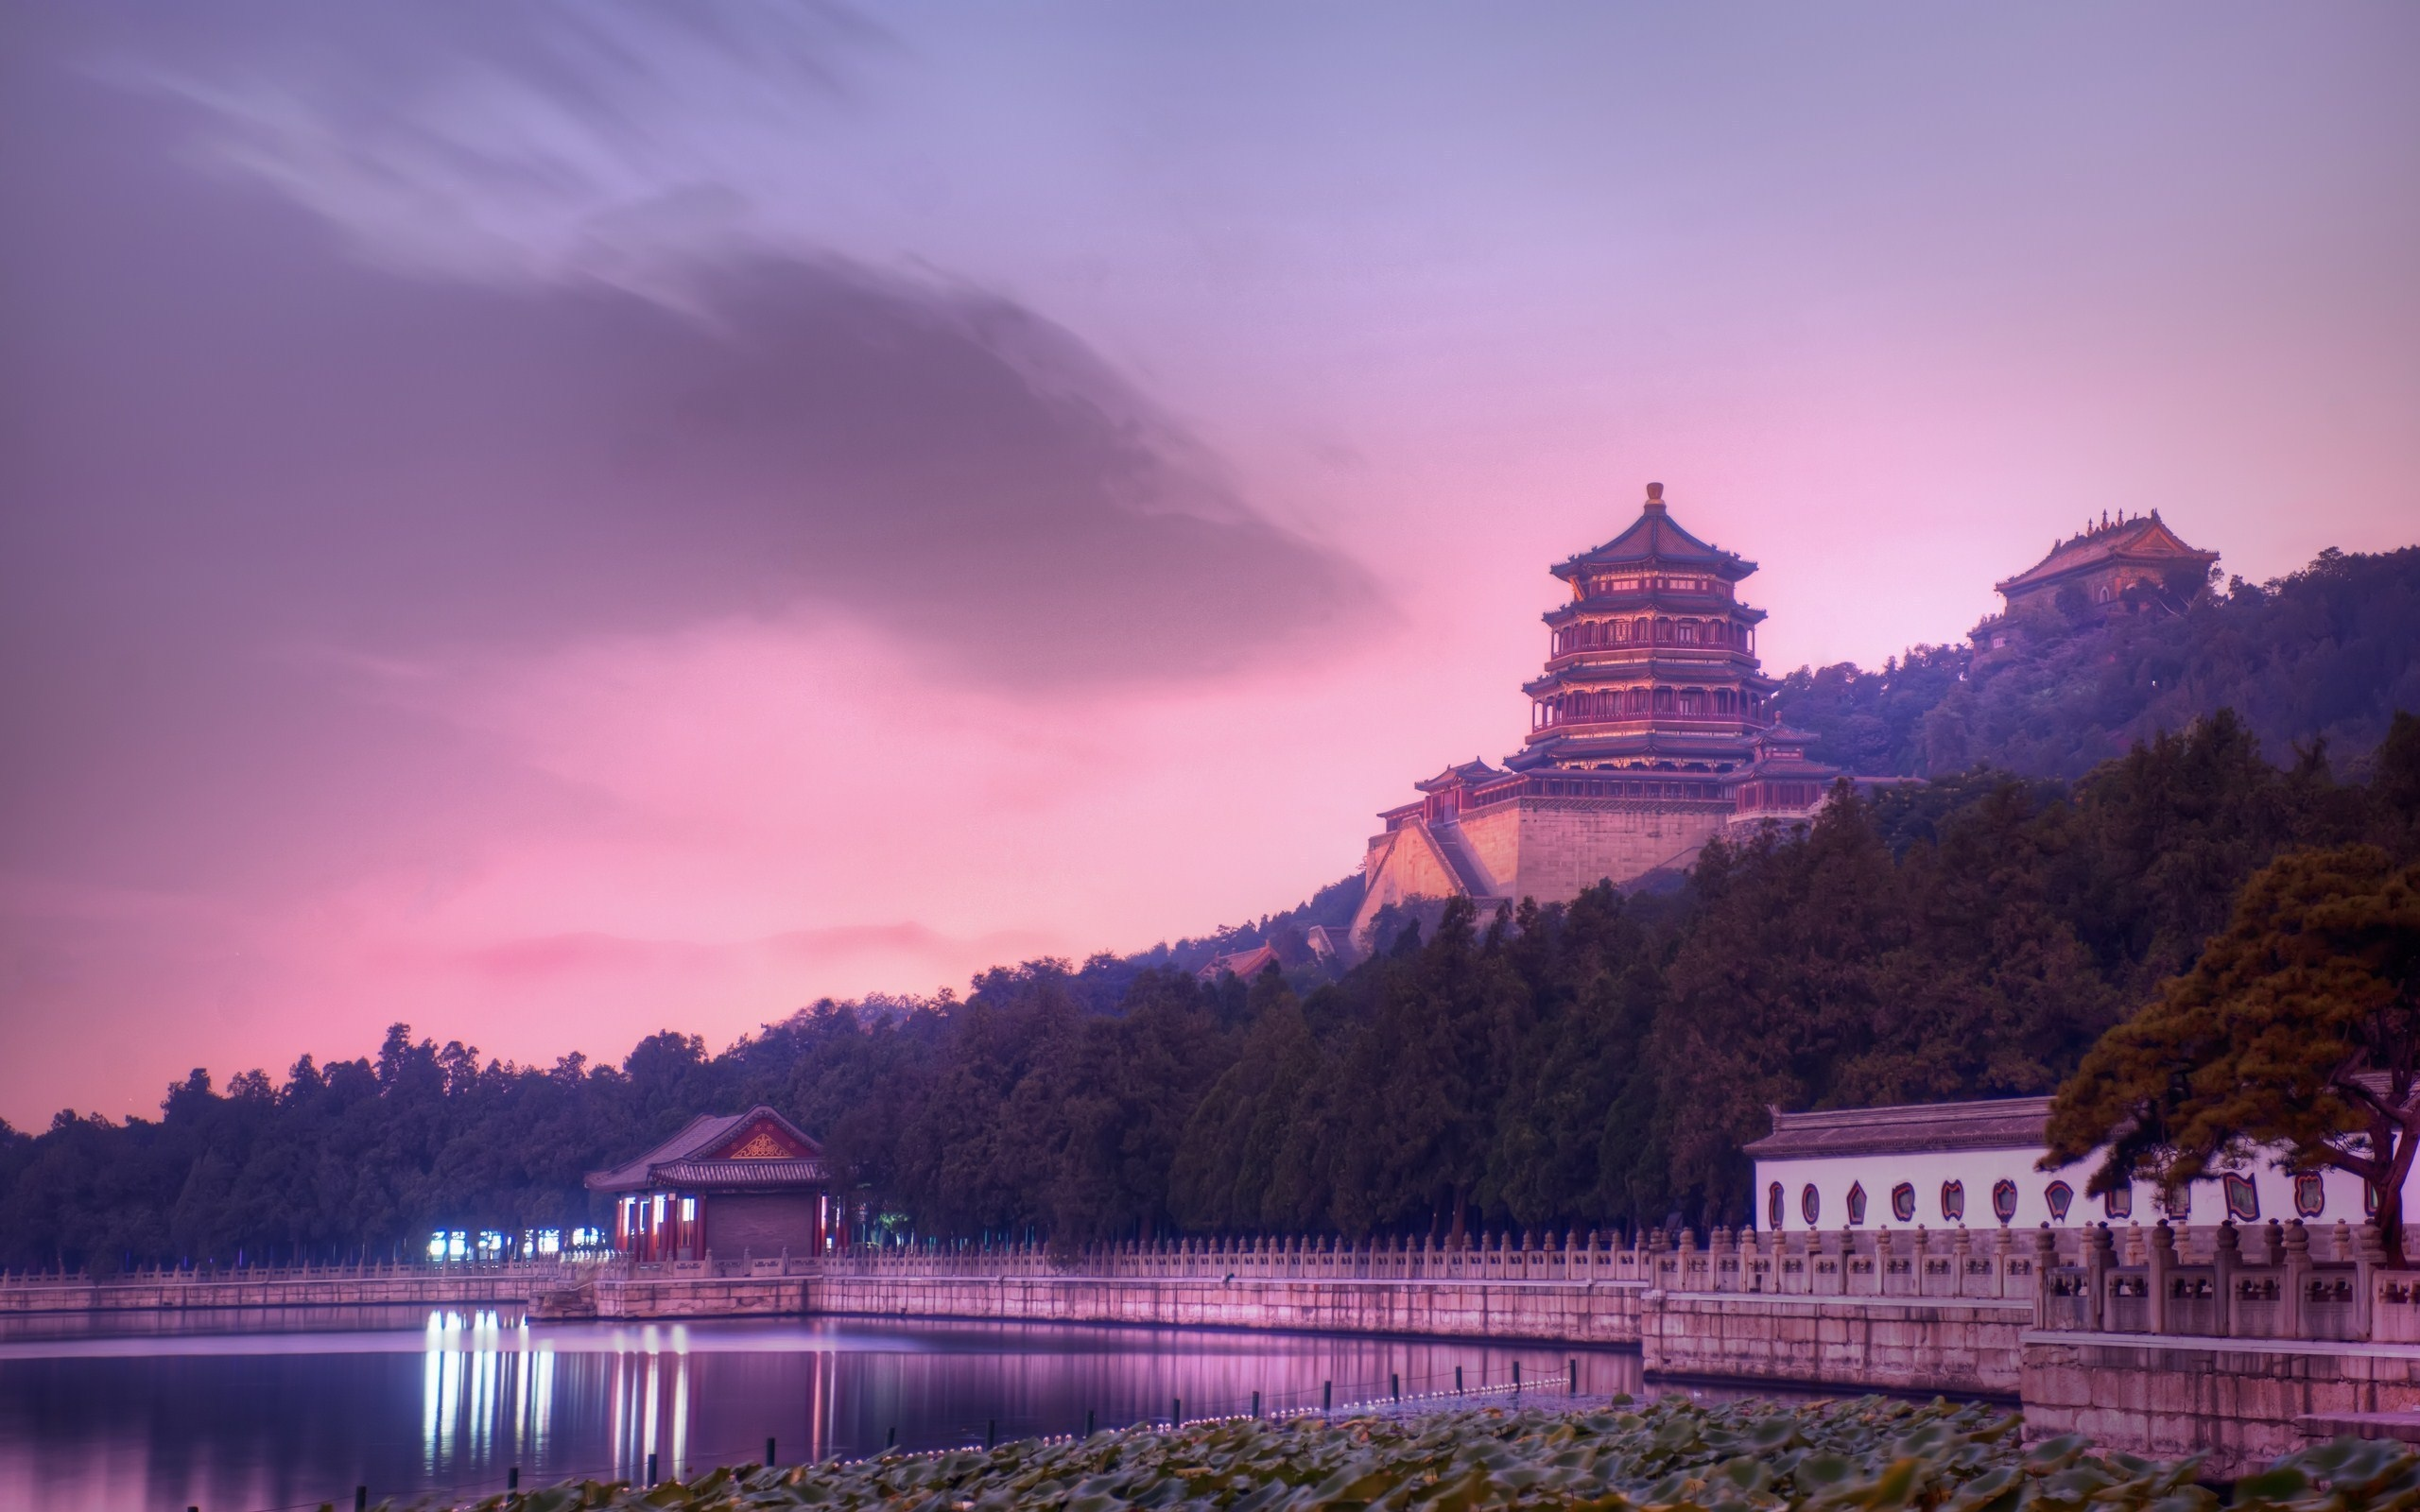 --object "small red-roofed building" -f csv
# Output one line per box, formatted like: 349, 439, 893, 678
585, 1106, 829, 1264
